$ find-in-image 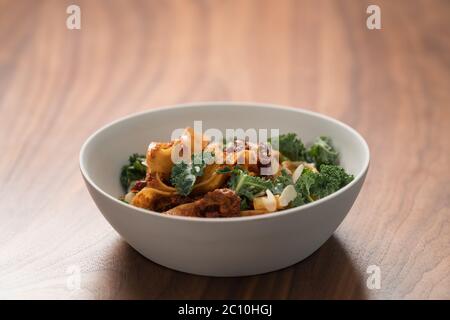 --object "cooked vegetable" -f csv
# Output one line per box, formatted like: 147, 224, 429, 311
120, 128, 355, 218
271, 133, 306, 161
228, 167, 273, 203
294, 164, 354, 203
239, 197, 250, 210
291, 193, 305, 207
216, 166, 233, 174
307, 136, 339, 166
312, 164, 354, 198
170, 162, 196, 196
294, 168, 317, 203
170, 151, 214, 196
271, 169, 293, 195
192, 151, 214, 176
120, 153, 147, 191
